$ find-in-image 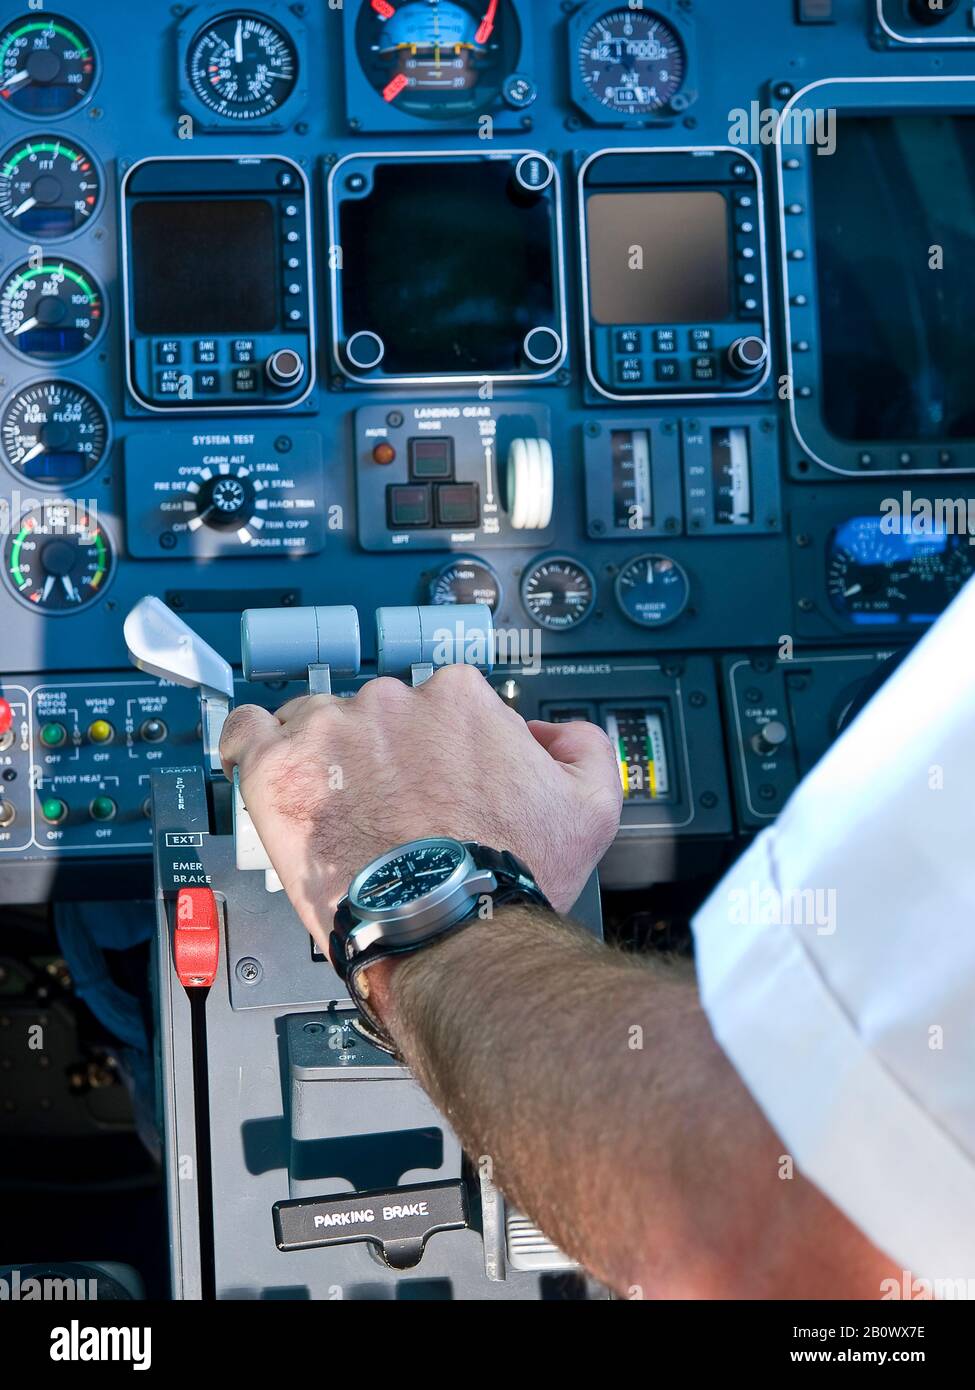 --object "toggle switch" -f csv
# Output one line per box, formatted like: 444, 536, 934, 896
751, 720, 789, 757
